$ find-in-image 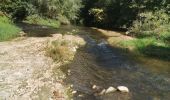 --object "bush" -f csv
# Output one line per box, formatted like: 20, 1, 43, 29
31, 0, 82, 22
89, 8, 105, 23
130, 10, 170, 38
0, 0, 34, 21
0, 16, 21, 41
